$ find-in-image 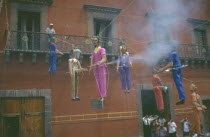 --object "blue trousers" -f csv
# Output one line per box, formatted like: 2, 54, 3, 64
172, 68, 186, 100
119, 66, 131, 90
49, 52, 57, 73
